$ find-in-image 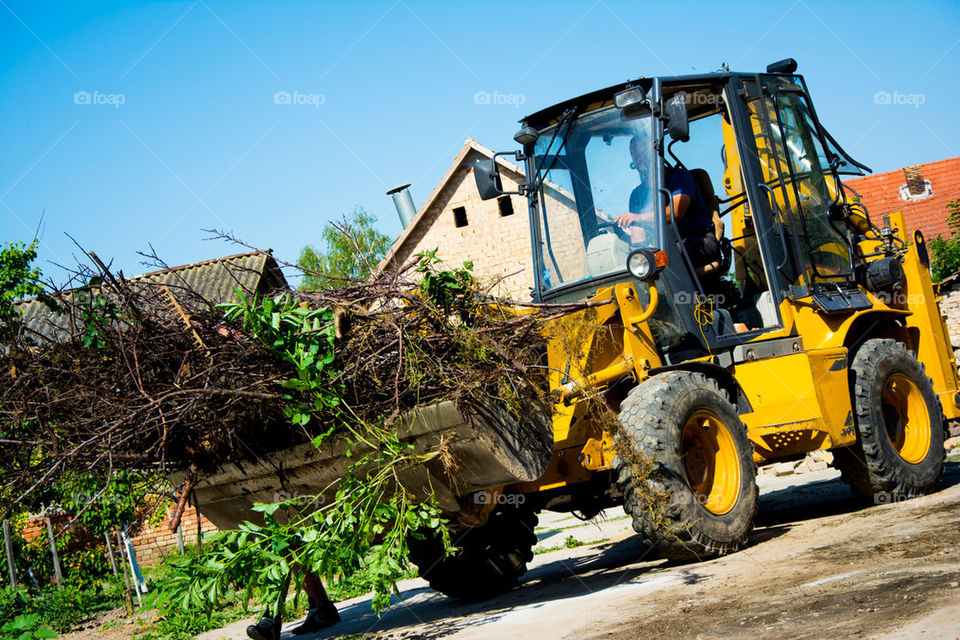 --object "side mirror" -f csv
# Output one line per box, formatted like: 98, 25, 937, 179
665, 93, 690, 142
474, 158, 504, 200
